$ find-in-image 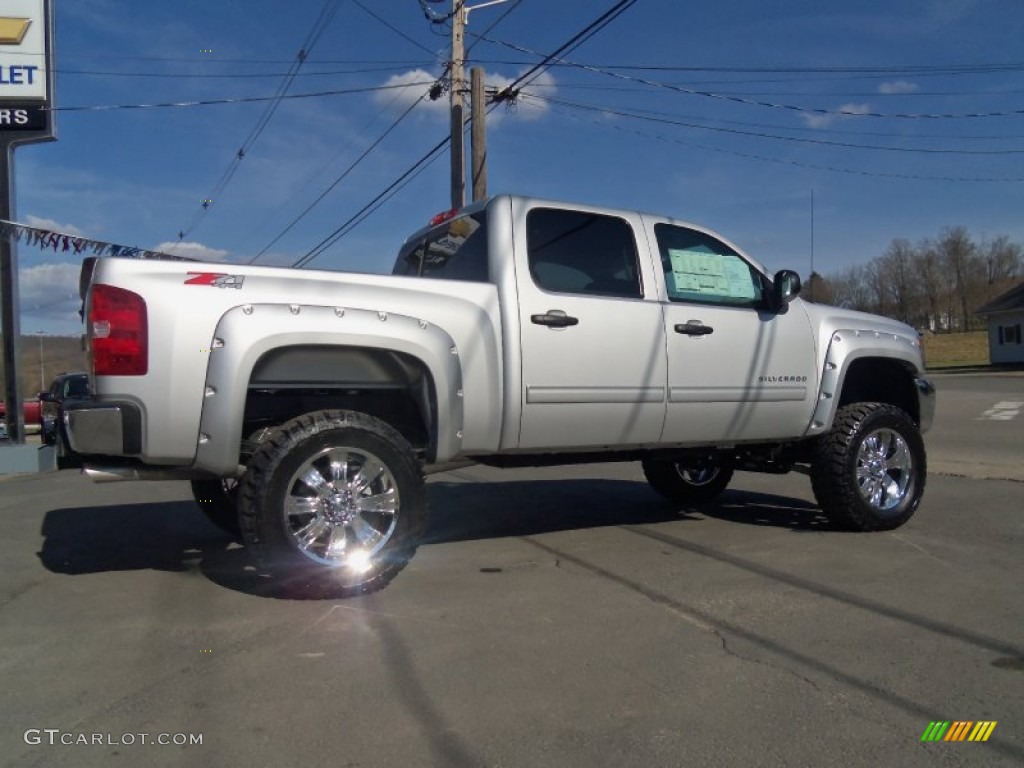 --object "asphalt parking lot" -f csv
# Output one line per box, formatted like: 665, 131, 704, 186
1, 372, 1021, 768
